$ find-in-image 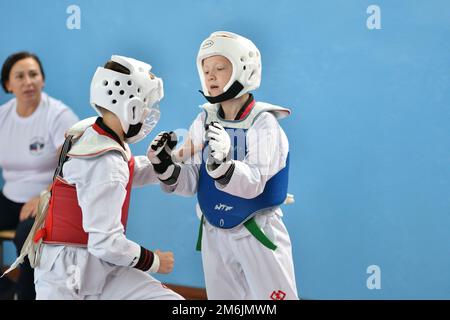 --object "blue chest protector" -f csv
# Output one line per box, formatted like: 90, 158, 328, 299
197, 102, 290, 230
